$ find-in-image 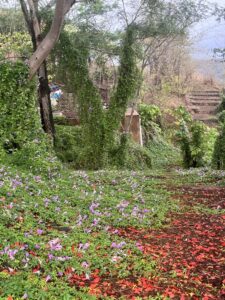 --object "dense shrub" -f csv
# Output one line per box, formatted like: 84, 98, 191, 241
109, 133, 152, 169
217, 92, 225, 113
138, 104, 162, 144
54, 125, 84, 168
212, 121, 225, 169
147, 140, 181, 169
55, 126, 152, 170
0, 61, 60, 176
176, 120, 208, 168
